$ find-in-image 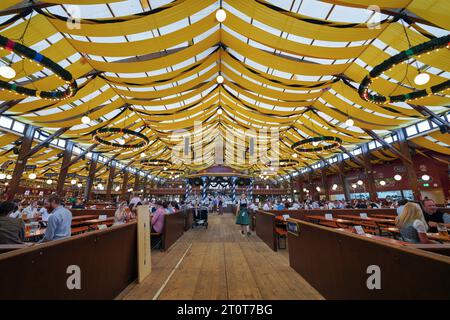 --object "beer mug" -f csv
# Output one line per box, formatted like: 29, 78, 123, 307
437, 224, 449, 239
25, 223, 31, 234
